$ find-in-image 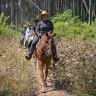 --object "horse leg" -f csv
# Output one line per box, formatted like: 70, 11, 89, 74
44, 66, 48, 87
44, 59, 51, 87
38, 59, 45, 92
